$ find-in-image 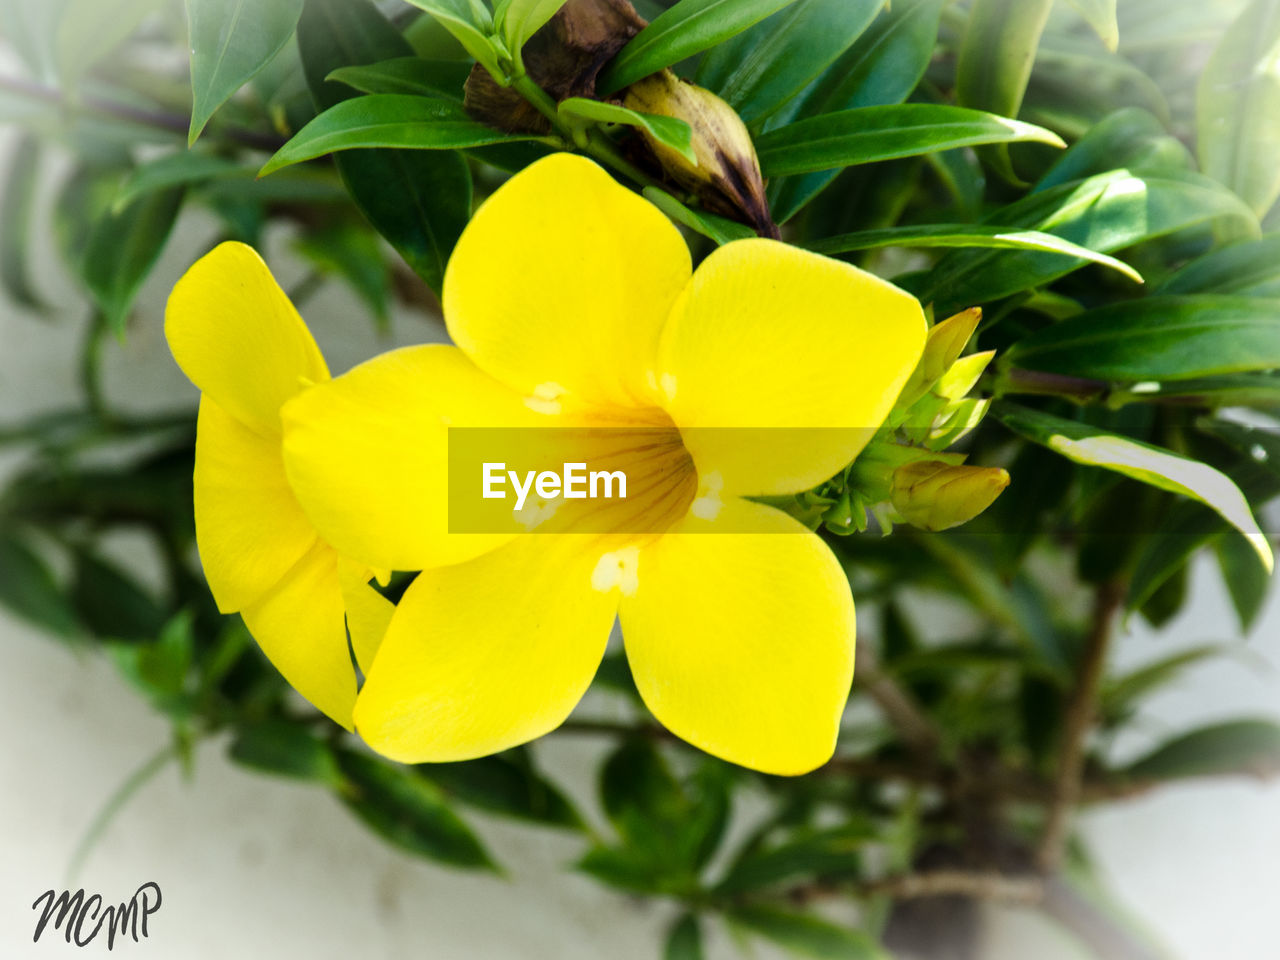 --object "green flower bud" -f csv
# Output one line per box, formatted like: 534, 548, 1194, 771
891, 460, 1010, 532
